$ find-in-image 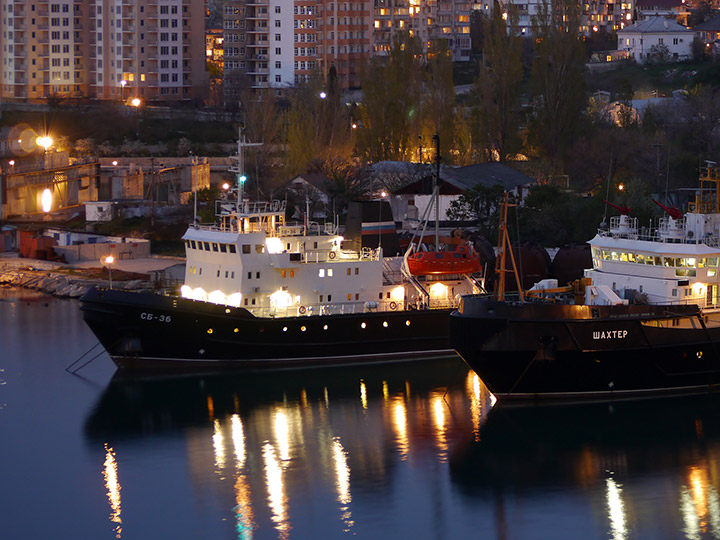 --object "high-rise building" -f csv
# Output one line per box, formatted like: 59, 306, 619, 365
373, 0, 472, 61
222, 1, 472, 104
0, 0, 208, 103
222, 0, 374, 105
